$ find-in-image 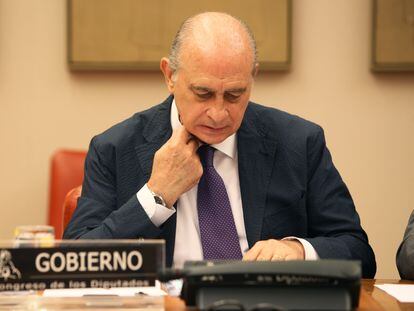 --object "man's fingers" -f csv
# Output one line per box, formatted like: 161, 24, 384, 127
171, 126, 192, 144
284, 254, 298, 261
187, 138, 199, 152
243, 250, 257, 261
243, 243, 262, 261
243, 239, 305, 262
257, 252, 273, 261
172, 127, 201, 148
181, 128, 197, 145
271, 253, 286, 261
